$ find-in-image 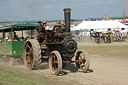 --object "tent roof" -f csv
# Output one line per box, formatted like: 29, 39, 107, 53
73, 20, 128, 31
